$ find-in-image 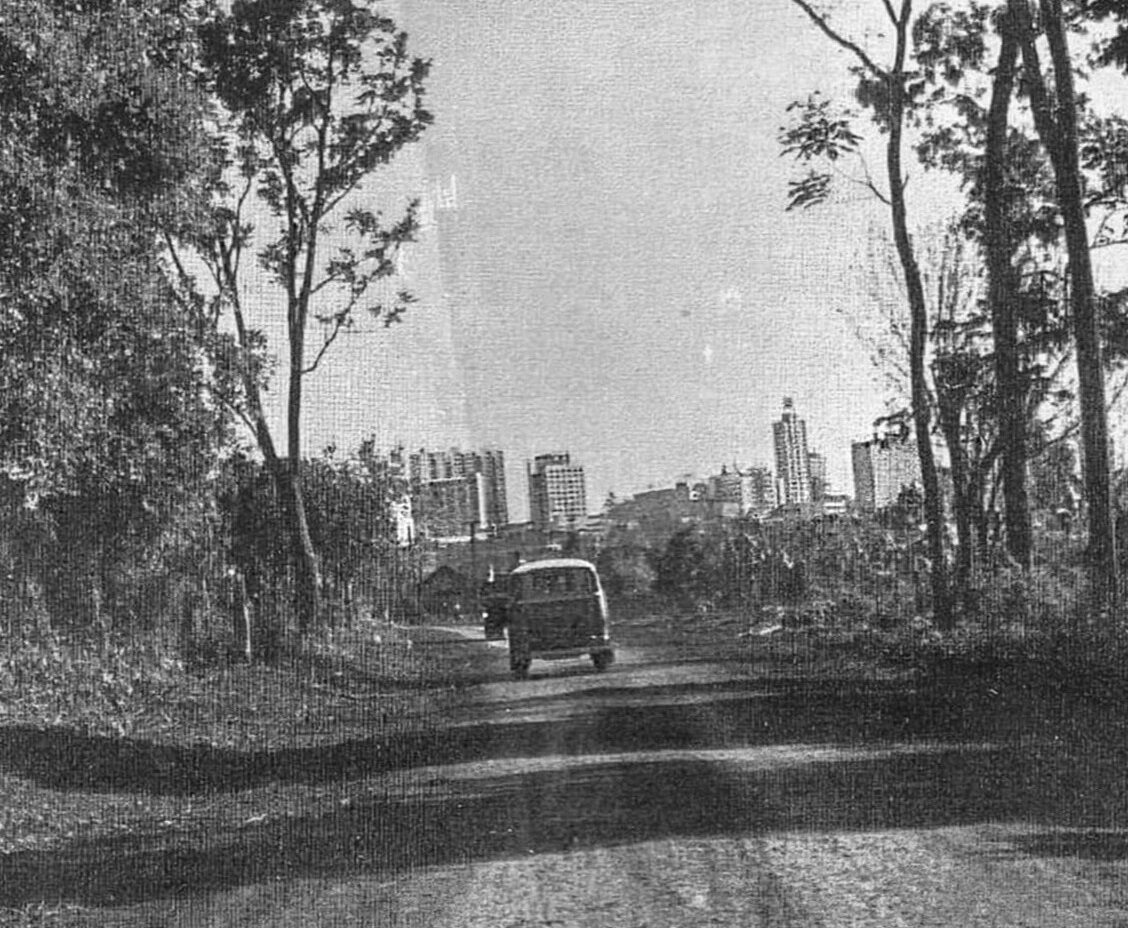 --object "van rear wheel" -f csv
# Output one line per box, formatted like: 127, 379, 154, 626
591, 650, 614, 672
